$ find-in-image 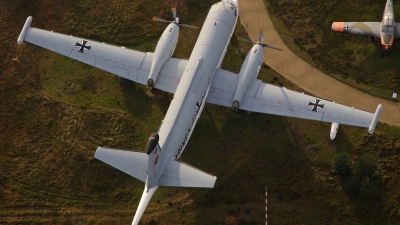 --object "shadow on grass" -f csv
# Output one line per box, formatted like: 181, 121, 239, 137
331, 126, 354, 154
191, 112, 323, 224
119, 80, 151, 120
